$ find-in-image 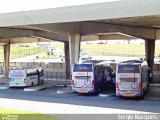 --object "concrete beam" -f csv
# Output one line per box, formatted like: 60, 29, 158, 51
99, 33, 136, 40
81, 35, 100, 41
3, 41, 10, 76
81, 33, 135, 41
31, 21, 156, 40
0, 28, 68, 42
0, 27, 34, 38
81, 22, 156, 40
156, 29, 160, 39
145, 39, 155, 70
69, 34, 81, 69
31, 22, 81, 35
34, 31, 68, 42
0, 37, 52, 44
64, 42, 70, 79
11, 37, 52, 43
